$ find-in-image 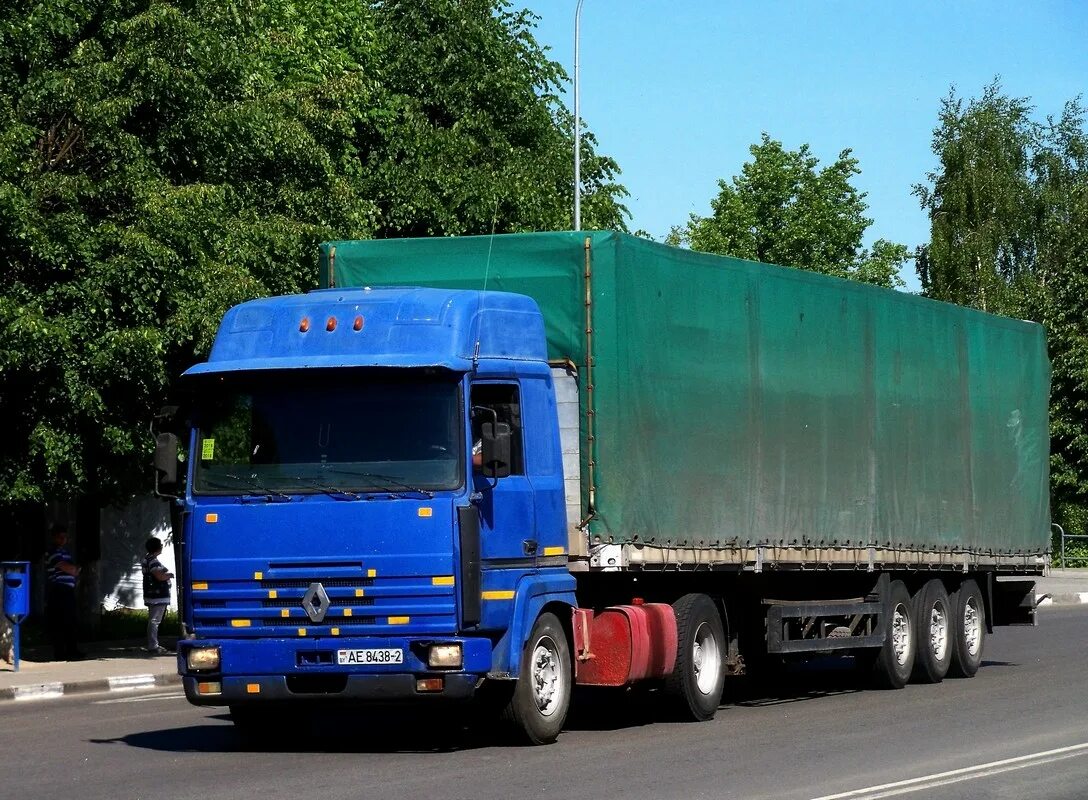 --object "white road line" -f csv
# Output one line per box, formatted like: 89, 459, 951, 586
107, 674, 157, 691
809, 742, 1088, 800
93, 692, 187, 705
13, 683, 64, 701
